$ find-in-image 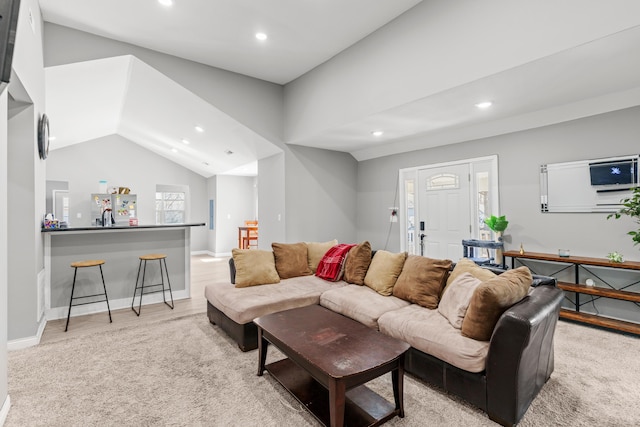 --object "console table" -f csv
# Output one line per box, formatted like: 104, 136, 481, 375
504, 251, 640, 335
